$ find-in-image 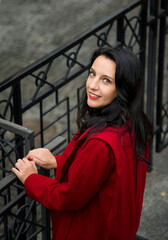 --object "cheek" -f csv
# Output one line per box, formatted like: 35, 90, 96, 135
86, 78, 88, 88
86, 78, 90, 90
106, 88, 118, 102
